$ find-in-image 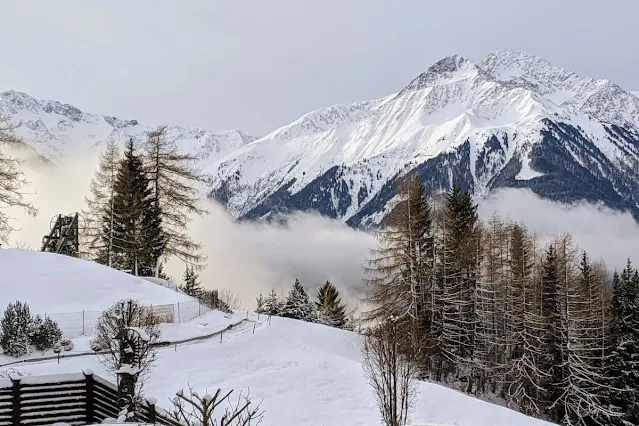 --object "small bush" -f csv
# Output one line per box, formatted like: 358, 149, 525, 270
29, 316, 63, 351
0, 302, 63, 357
59, 338, 74, 352
0, 301, 32, 357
